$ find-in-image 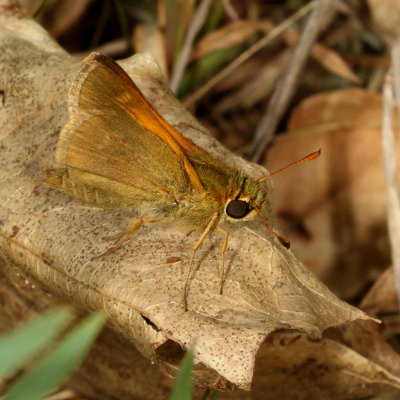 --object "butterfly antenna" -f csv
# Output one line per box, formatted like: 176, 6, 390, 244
258, 149, 321, 183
